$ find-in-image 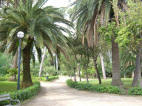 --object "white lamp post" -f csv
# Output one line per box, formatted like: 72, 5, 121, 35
17, 31, 24, 90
